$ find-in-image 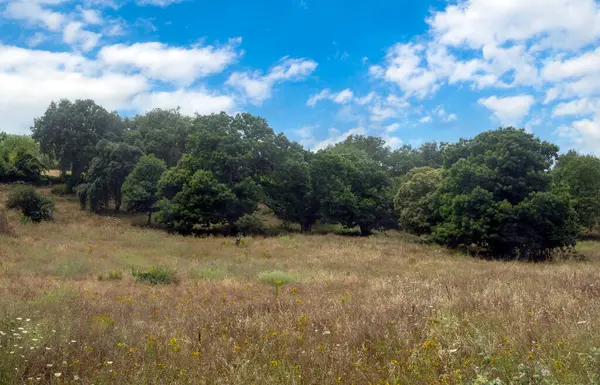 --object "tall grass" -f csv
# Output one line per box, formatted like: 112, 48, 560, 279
0, 185, 599, 384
